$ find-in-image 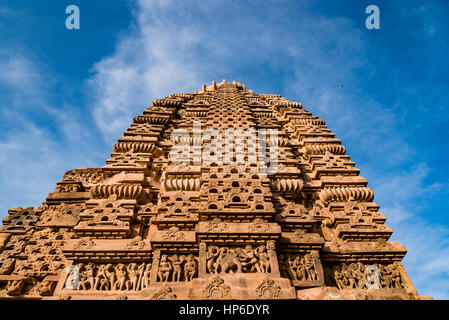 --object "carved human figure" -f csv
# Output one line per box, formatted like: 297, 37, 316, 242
126, 263, 139, 290
353, 262, 365, 289
184, 254, 197, 281
379, 264, 390, 288
256, 245, 270, 273
136, 263, 145, 291
105, 264, 116, 291
293, 256, 306, 281
79, 264, 93, 290
170, 255, 184, 282
158, 255, 172, 282
304, 254, 318, 281
206, 246, 220, 274
141, 263, 152, 289
240, 245, 259, 272
114, 264, 127, 291
390, 262, 402, 288
343, 264, 357, 289
334, 265, 346, 289
286, 256, 297, 280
